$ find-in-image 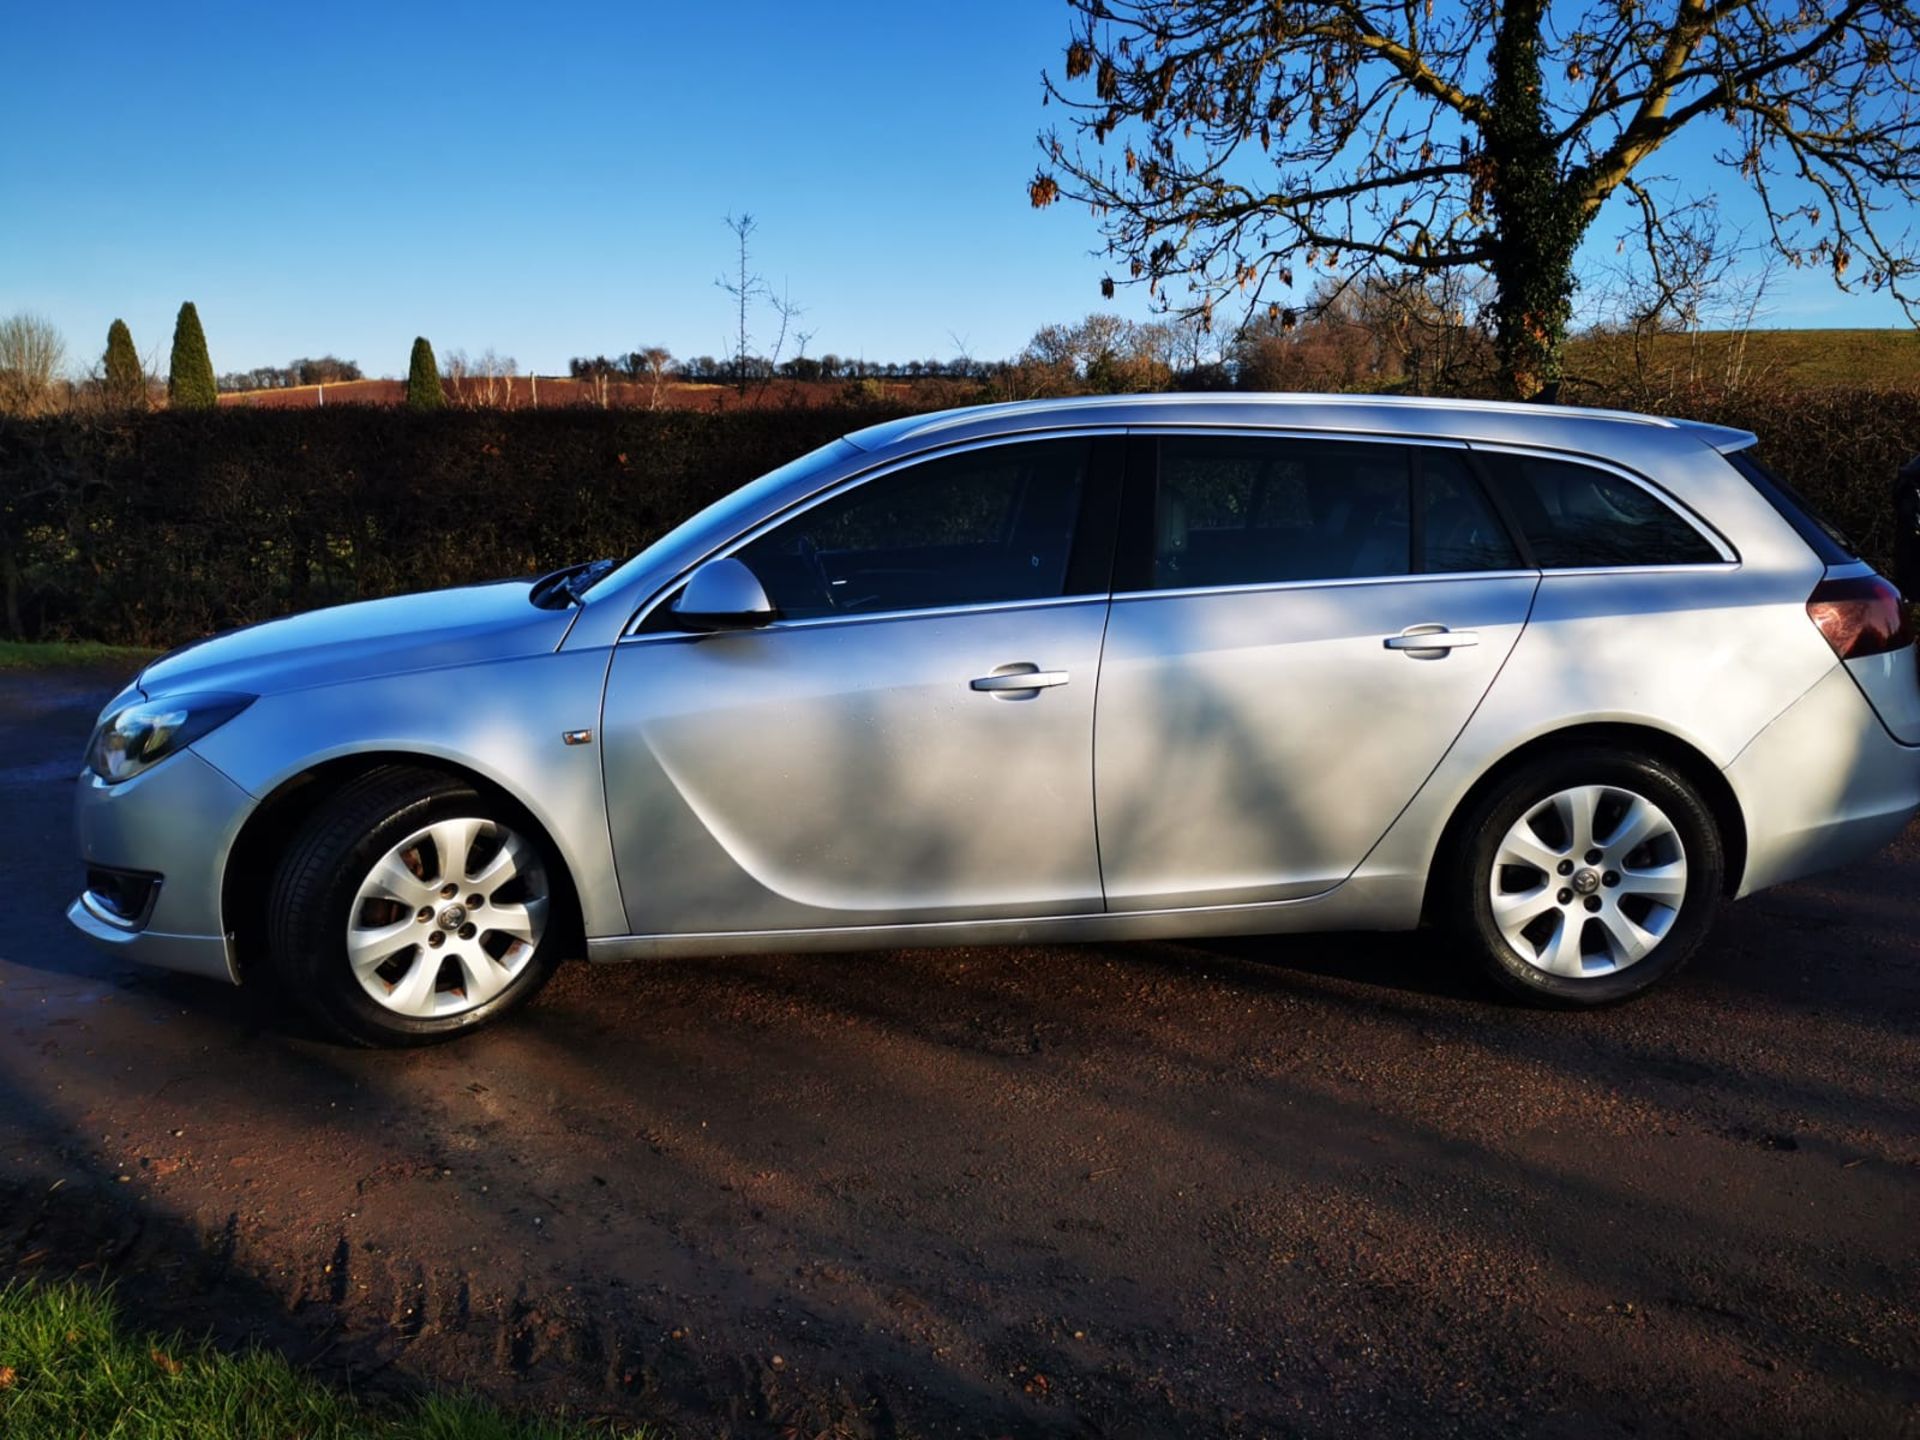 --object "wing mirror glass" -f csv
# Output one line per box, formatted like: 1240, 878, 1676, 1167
671, 557, 779, 631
